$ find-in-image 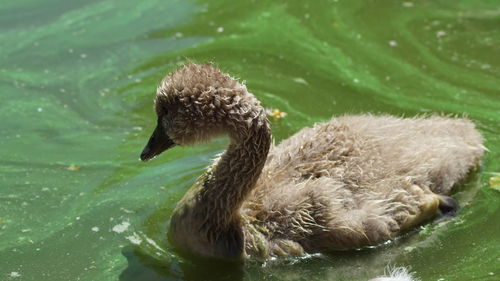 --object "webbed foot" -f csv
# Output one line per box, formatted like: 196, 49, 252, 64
438, 195, 458, 216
